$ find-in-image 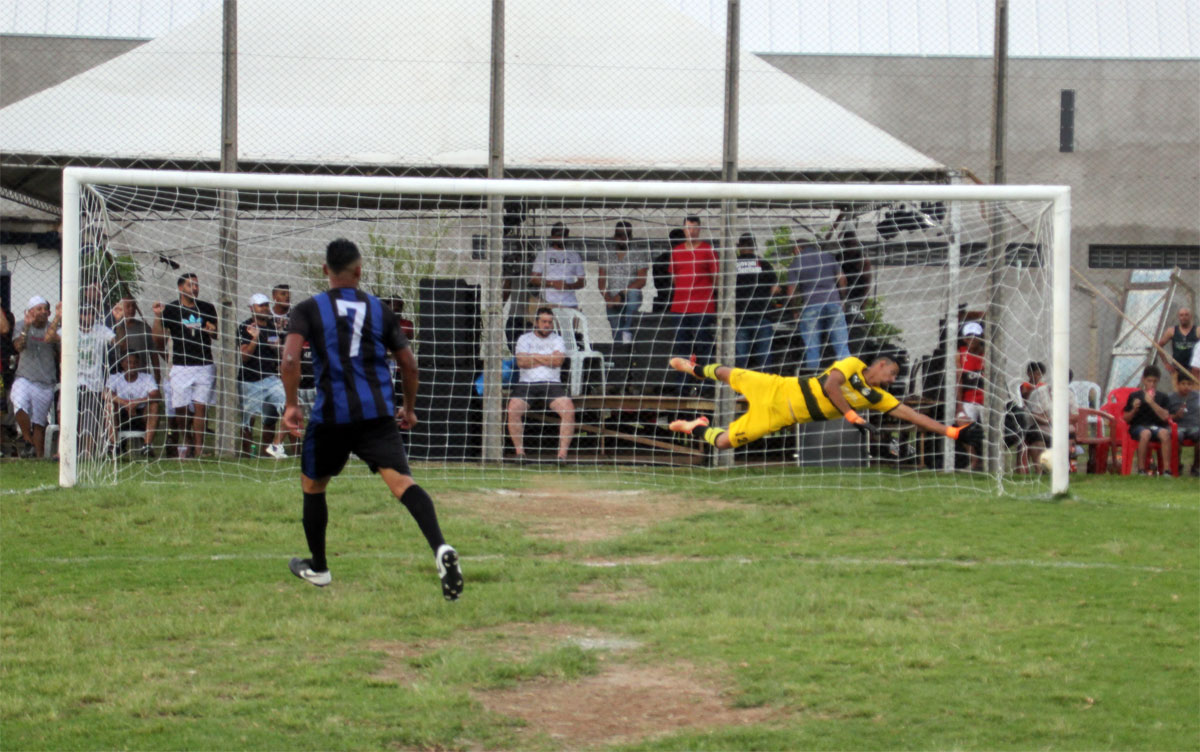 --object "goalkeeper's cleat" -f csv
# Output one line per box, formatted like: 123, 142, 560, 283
669, 415, 710, 435
288, 557, 331, 587
668, 357, 697, 377
436, 544, 463, 601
